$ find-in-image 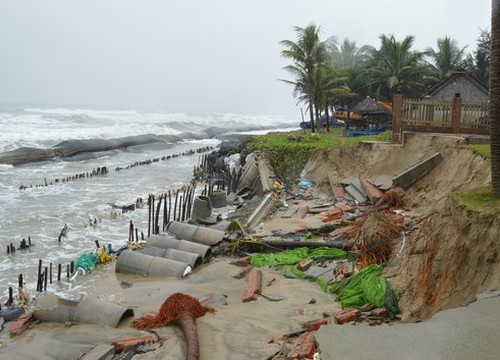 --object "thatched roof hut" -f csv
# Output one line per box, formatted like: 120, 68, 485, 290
351, 96, 392, 115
